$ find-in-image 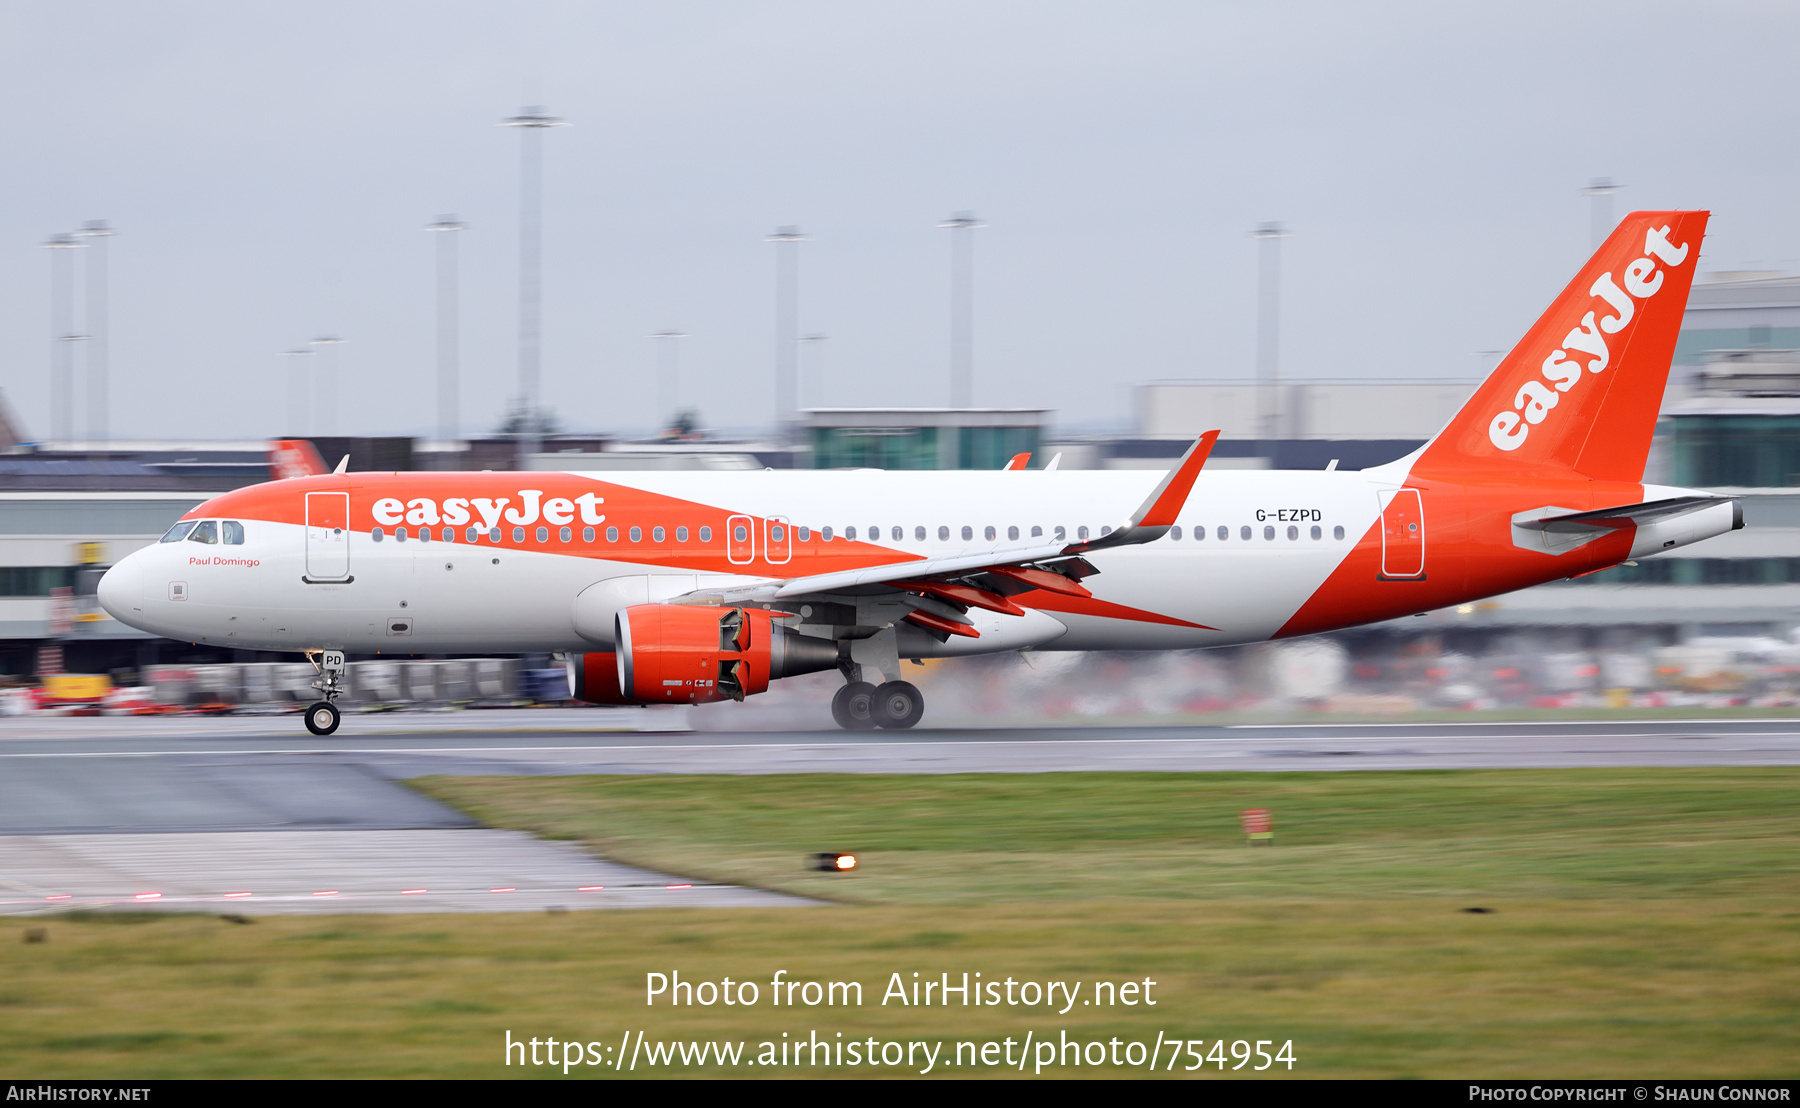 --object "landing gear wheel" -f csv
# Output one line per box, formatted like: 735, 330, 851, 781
832, 682, 878, 730
872, 681, 924, 730
304, 701, 341, 736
